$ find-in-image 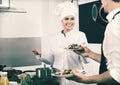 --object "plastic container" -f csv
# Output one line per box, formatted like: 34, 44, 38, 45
0, 72, 10, 85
